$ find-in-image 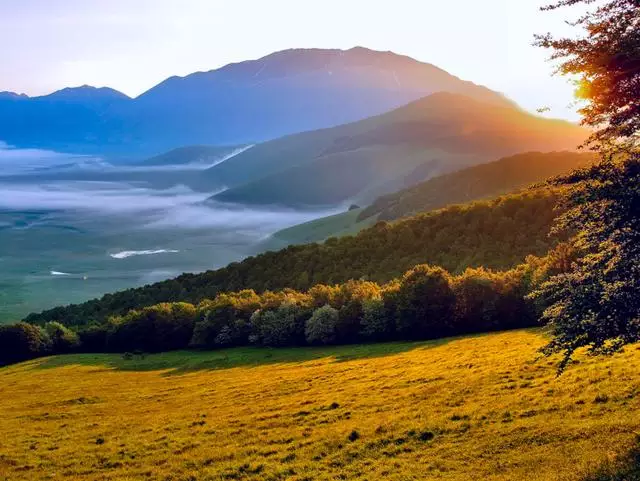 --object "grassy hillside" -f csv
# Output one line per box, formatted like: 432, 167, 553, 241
359, 151, 596, 221
24, 188, 563, 326
275, 151, 595, 244
203, 93, 586, 206
270, 208, 379, 246
2, 329, 639, 480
